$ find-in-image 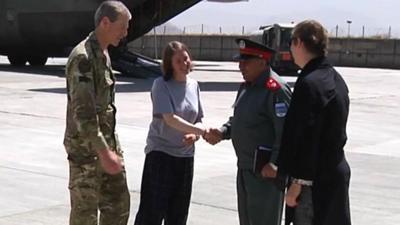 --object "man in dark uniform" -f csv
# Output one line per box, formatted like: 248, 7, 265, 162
204, 38, 292, 225
277, 20, 352, 225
